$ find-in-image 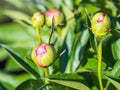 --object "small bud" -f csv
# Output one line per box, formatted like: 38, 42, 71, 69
45, 9, 64, 27
32, 12, 44, 28
91, 12, 111, 36
32, 44, 56, 68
